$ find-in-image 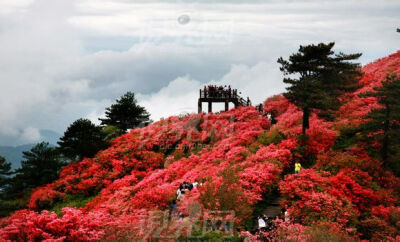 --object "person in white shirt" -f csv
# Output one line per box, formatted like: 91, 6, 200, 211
284, 210, 290, 222
258, 215, 266, 230
176, 188, 183, 200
